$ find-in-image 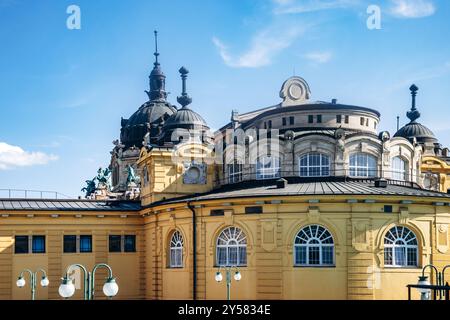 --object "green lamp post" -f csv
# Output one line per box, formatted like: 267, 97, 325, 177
16, 268, 49, 300
58, 263, 119, 300
215, 266, 241, 300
